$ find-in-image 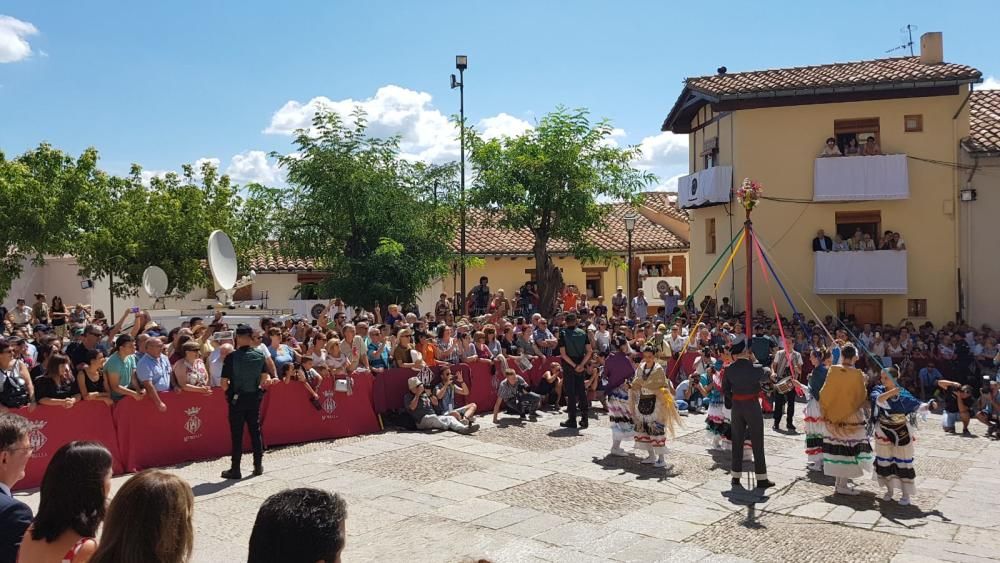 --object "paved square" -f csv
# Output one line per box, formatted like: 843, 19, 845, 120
14, 407, 1000, 562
